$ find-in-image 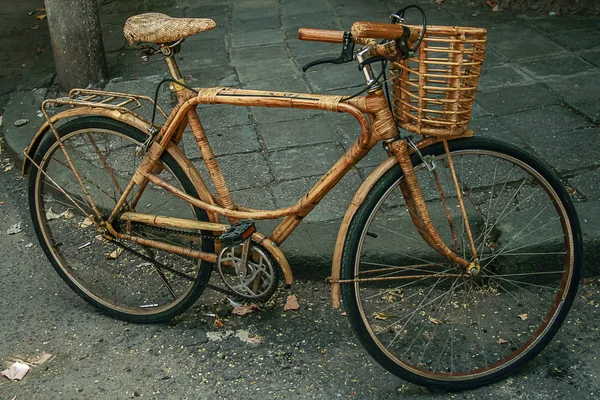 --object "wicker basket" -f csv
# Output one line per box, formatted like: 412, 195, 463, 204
390, 25, 487, 137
